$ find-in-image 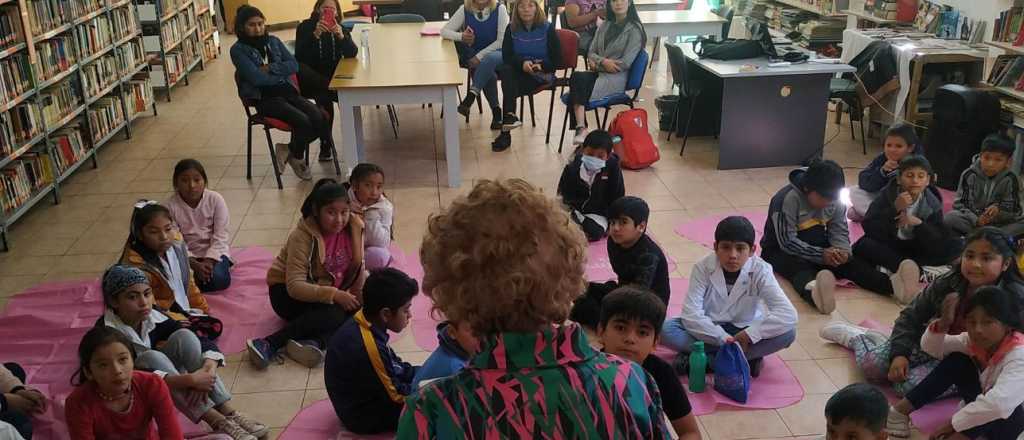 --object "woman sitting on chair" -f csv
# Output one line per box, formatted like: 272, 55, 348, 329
295, 0, 357, 163
566, 0, 645, 146
442, 0, 509, 128
230, 5, 330, 181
